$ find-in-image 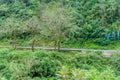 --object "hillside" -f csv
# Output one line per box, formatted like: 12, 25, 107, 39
0, 0, 120, 80
0, 0, 120, 49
